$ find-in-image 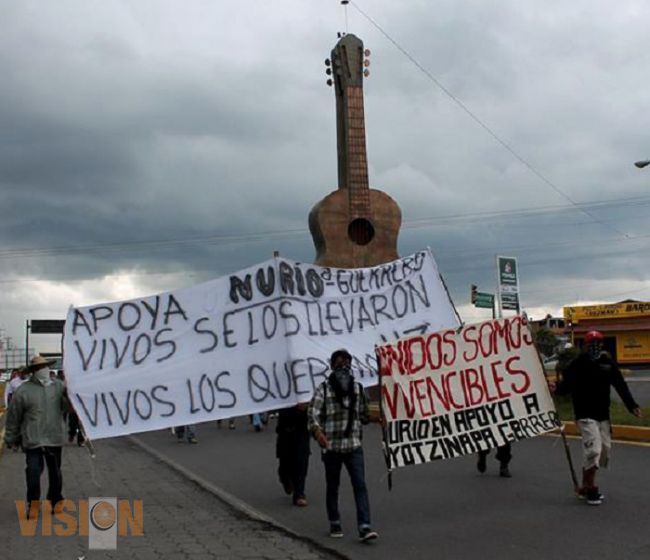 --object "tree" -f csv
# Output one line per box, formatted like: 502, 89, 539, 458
556, 345, 579, 376
534, 327, 558, 357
